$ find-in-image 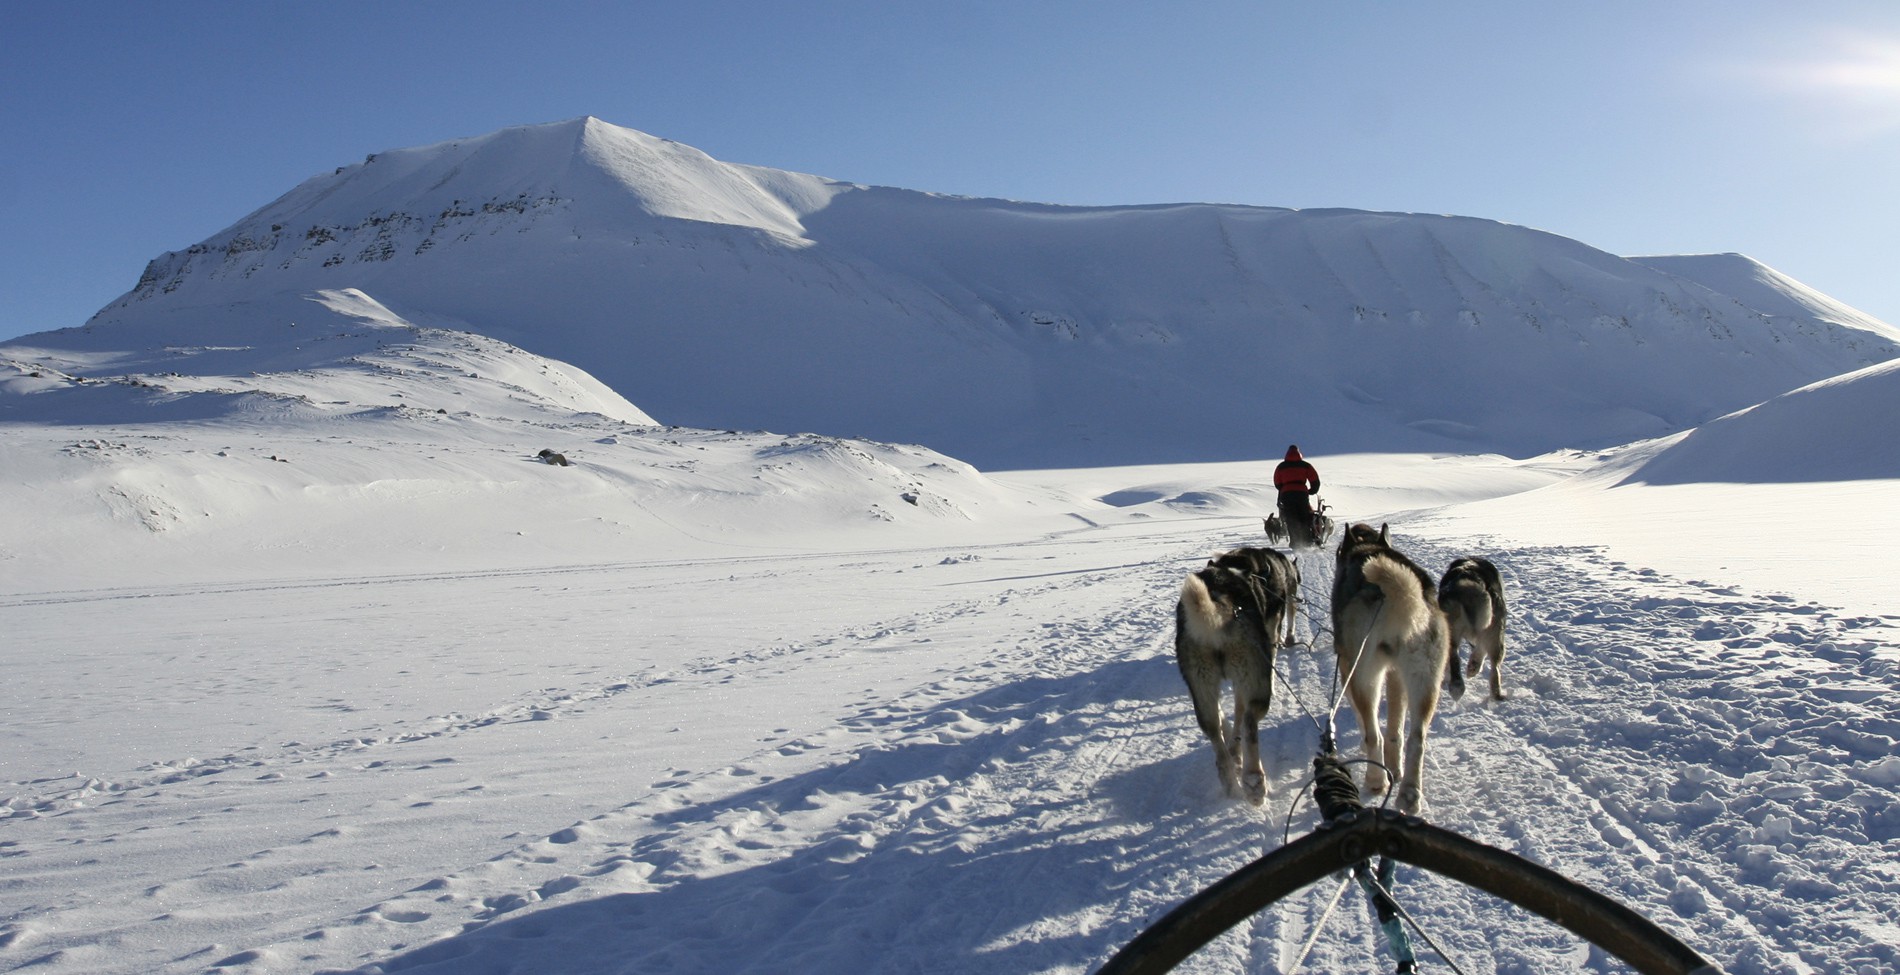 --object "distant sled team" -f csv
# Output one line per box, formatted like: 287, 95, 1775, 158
1261, 499, 1334, 550
1172, 520, 1511, 814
